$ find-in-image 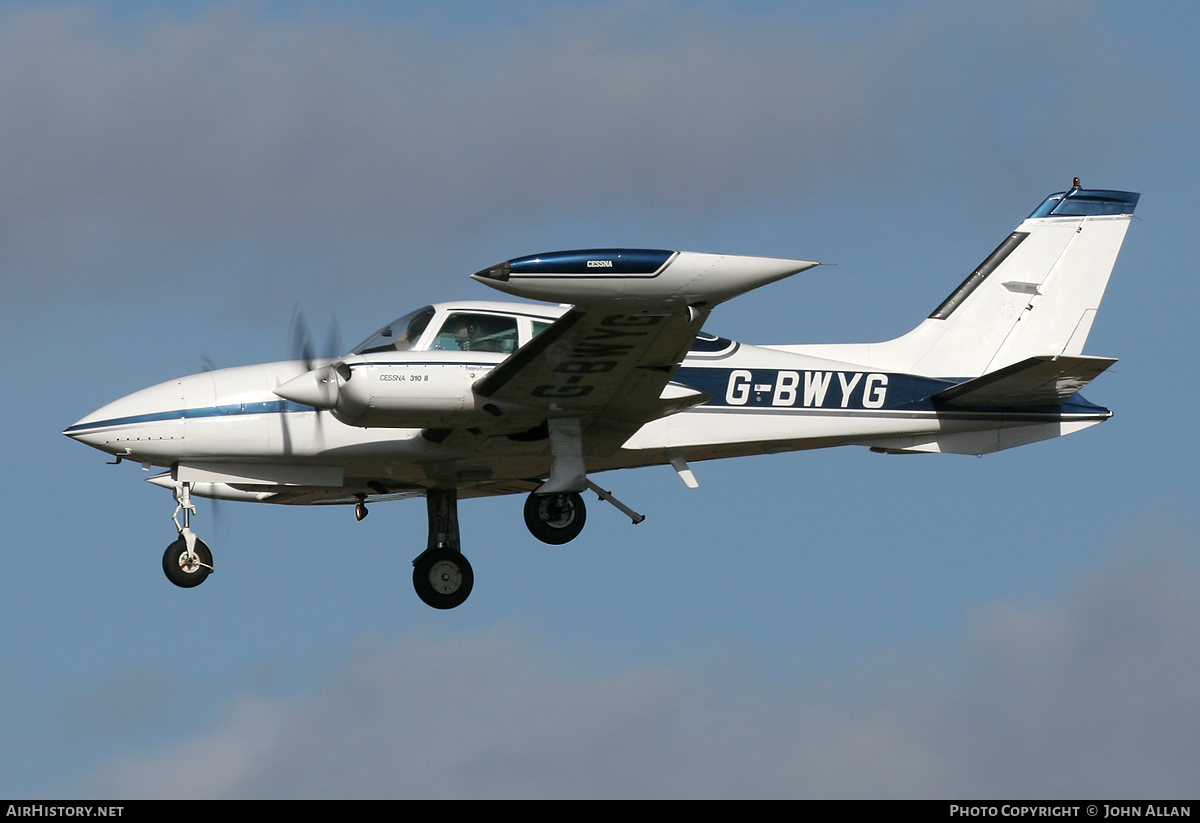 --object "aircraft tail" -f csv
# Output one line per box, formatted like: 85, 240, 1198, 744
882, 184, 1138, 377
785, 185, 1139, 377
